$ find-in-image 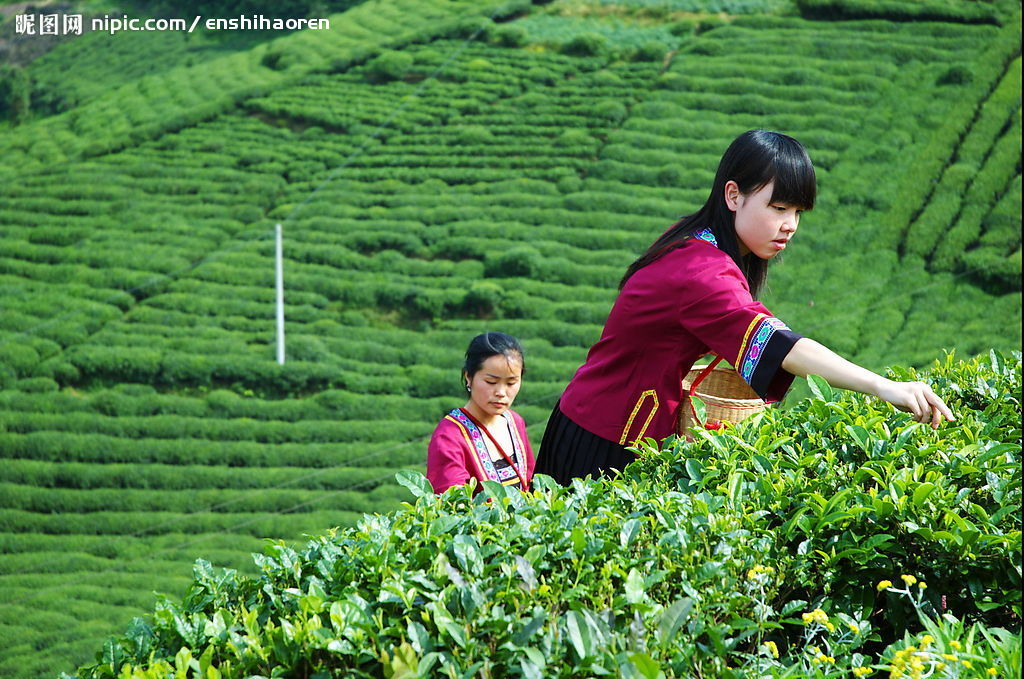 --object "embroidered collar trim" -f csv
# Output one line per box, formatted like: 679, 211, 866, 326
693, 228, 718, 247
